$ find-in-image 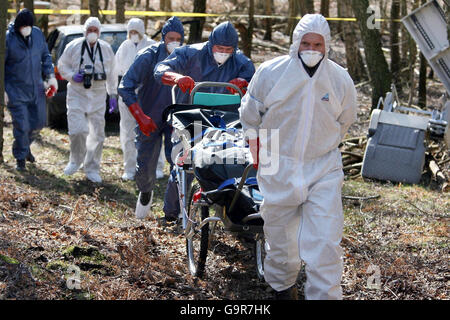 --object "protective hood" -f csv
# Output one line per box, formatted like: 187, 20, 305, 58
127, 18, 145, 36
161, 16, 184, 44
208, 21, 238, 51
13, 8, 34, 34
83, 17, 102, 37
289, 14, 331, 59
